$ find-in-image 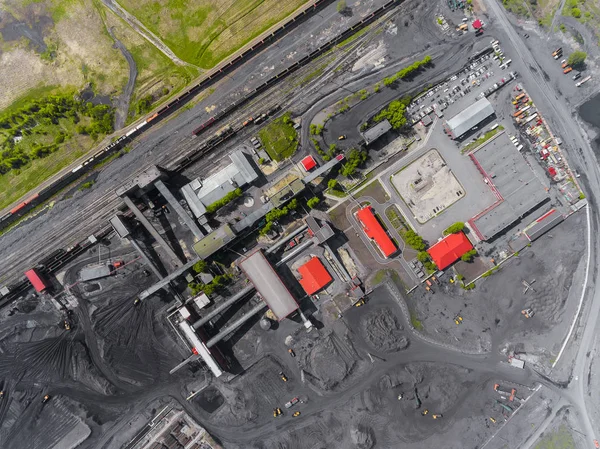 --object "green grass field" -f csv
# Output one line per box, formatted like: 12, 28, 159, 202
119, 0, 308, 68
0, 139, 88, 209
258, 112, 299, 162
